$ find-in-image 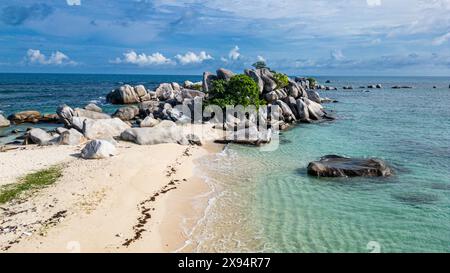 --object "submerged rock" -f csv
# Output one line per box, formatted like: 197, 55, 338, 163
307, 155, 393, 177
81, 140, 117, 159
